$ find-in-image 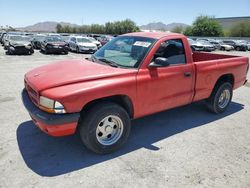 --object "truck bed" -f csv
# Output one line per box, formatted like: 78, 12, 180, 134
192, 52, 238, 62
192, 52, 249, 102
